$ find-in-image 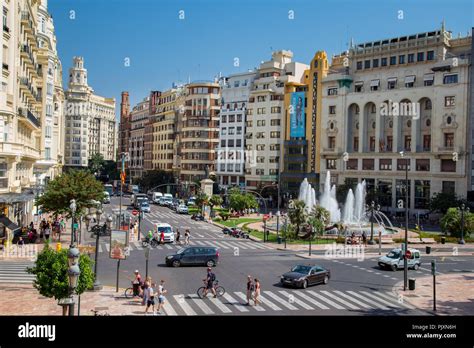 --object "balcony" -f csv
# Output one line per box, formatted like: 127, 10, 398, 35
0, 142, 40, 160
0, 178, 8, 189
3, 25, 9, 33
2, 63, 8, 71
18, 107, 41, 128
